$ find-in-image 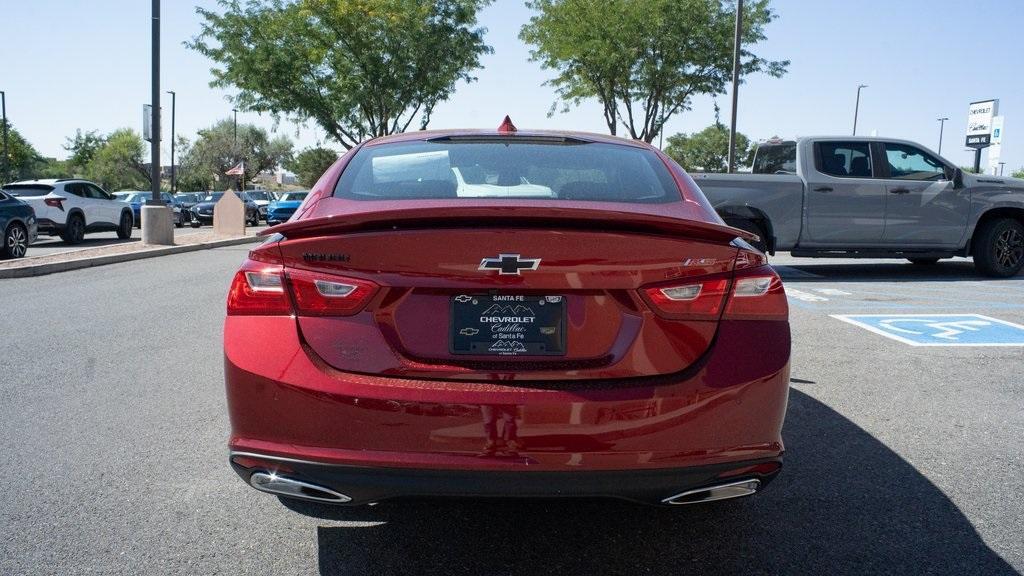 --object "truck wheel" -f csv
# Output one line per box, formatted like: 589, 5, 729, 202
60, 214, 86, 244
972, 218, 1024, 277
725, 219, 768, 253
907, 258, 940, 265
